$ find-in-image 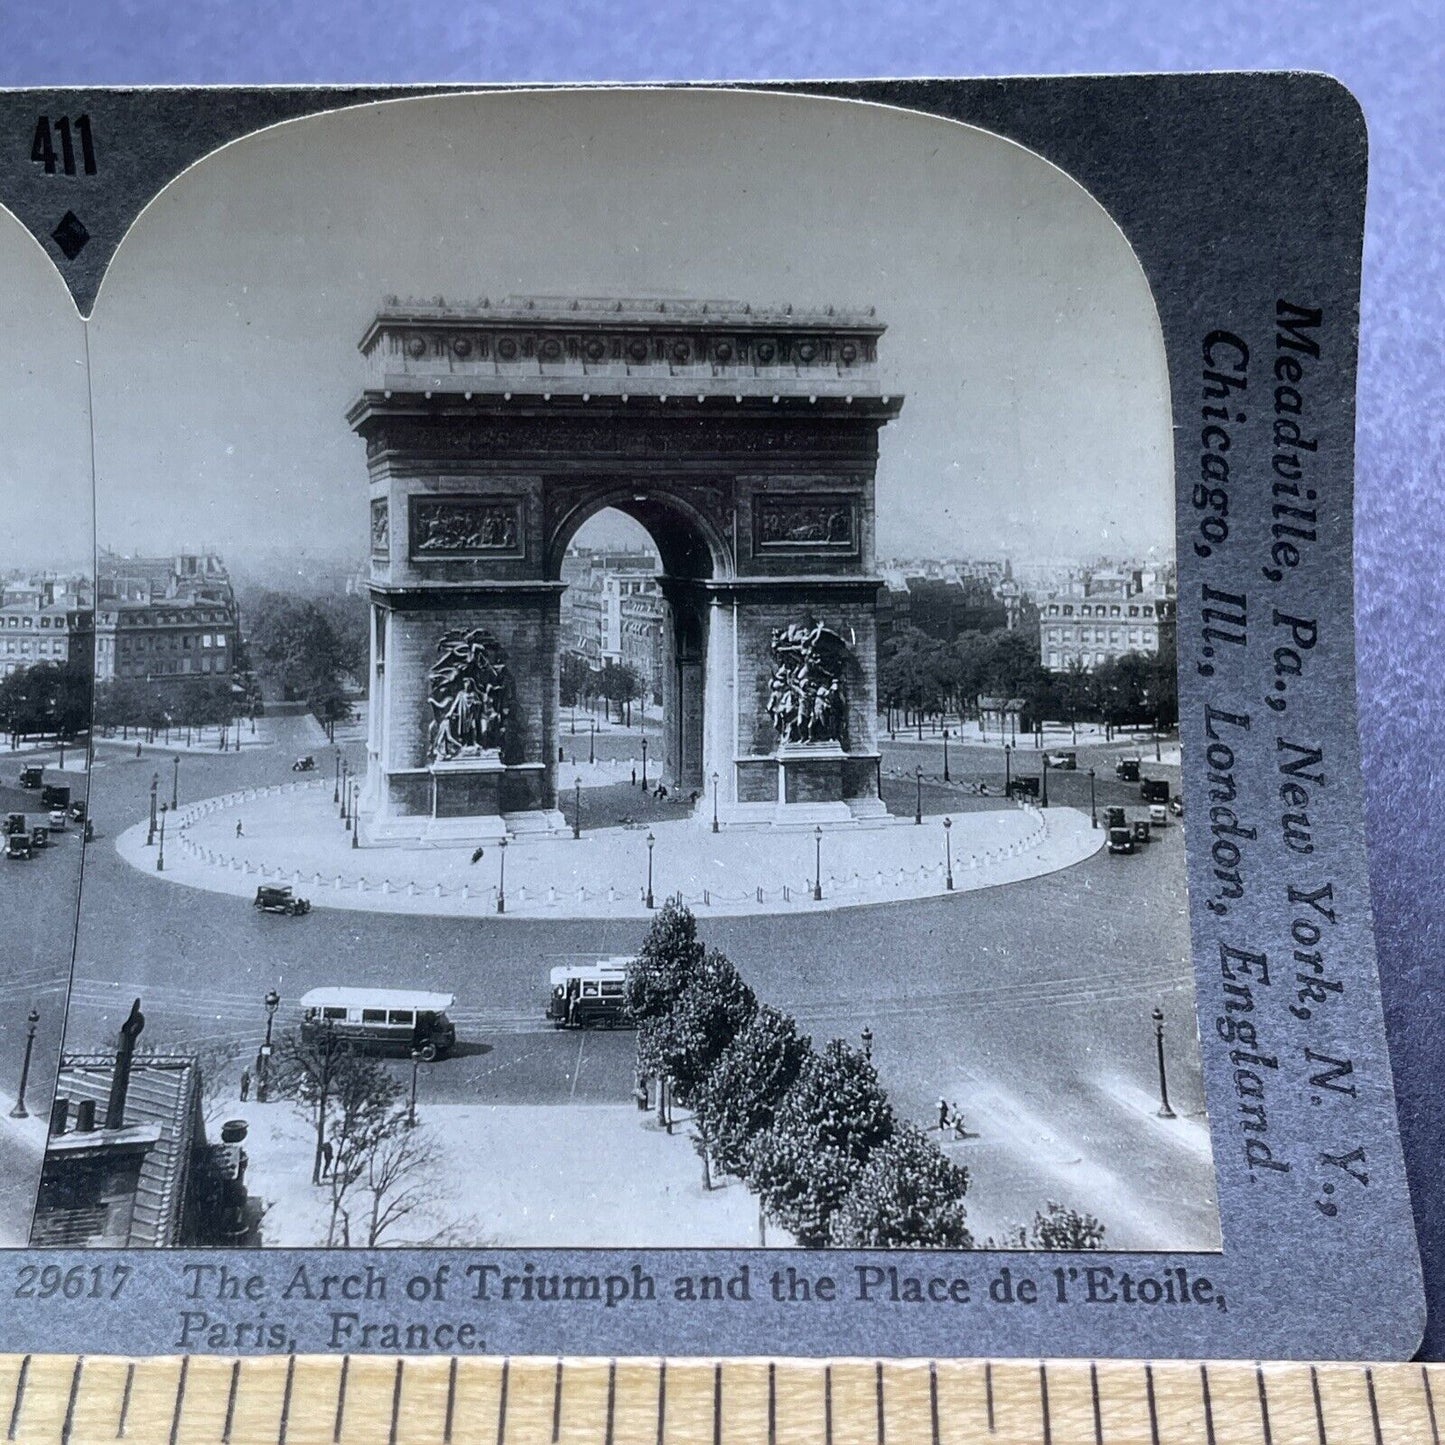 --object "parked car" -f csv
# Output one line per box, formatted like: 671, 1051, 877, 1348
1140, 778, 1170, 804
1169, 795, 1184, 818
253, 885, 311, 916
1149, 803, 1169, 827
1115, 757, 1141, 783
29, 825, 49, 850
18, 765, 42, 789
1104, 805, 1127, 831
291, 755, 317, 772
4, 812, 26, 836
68, 800, 86, 824
48, 810, 67, 831
1131, 819, 1152, 845
41, 784, 70, 809
6, 833, 33, 860
1044, 750, 1077, 770
1007, 775, 1041, 799
1107, 826, 1135, 855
